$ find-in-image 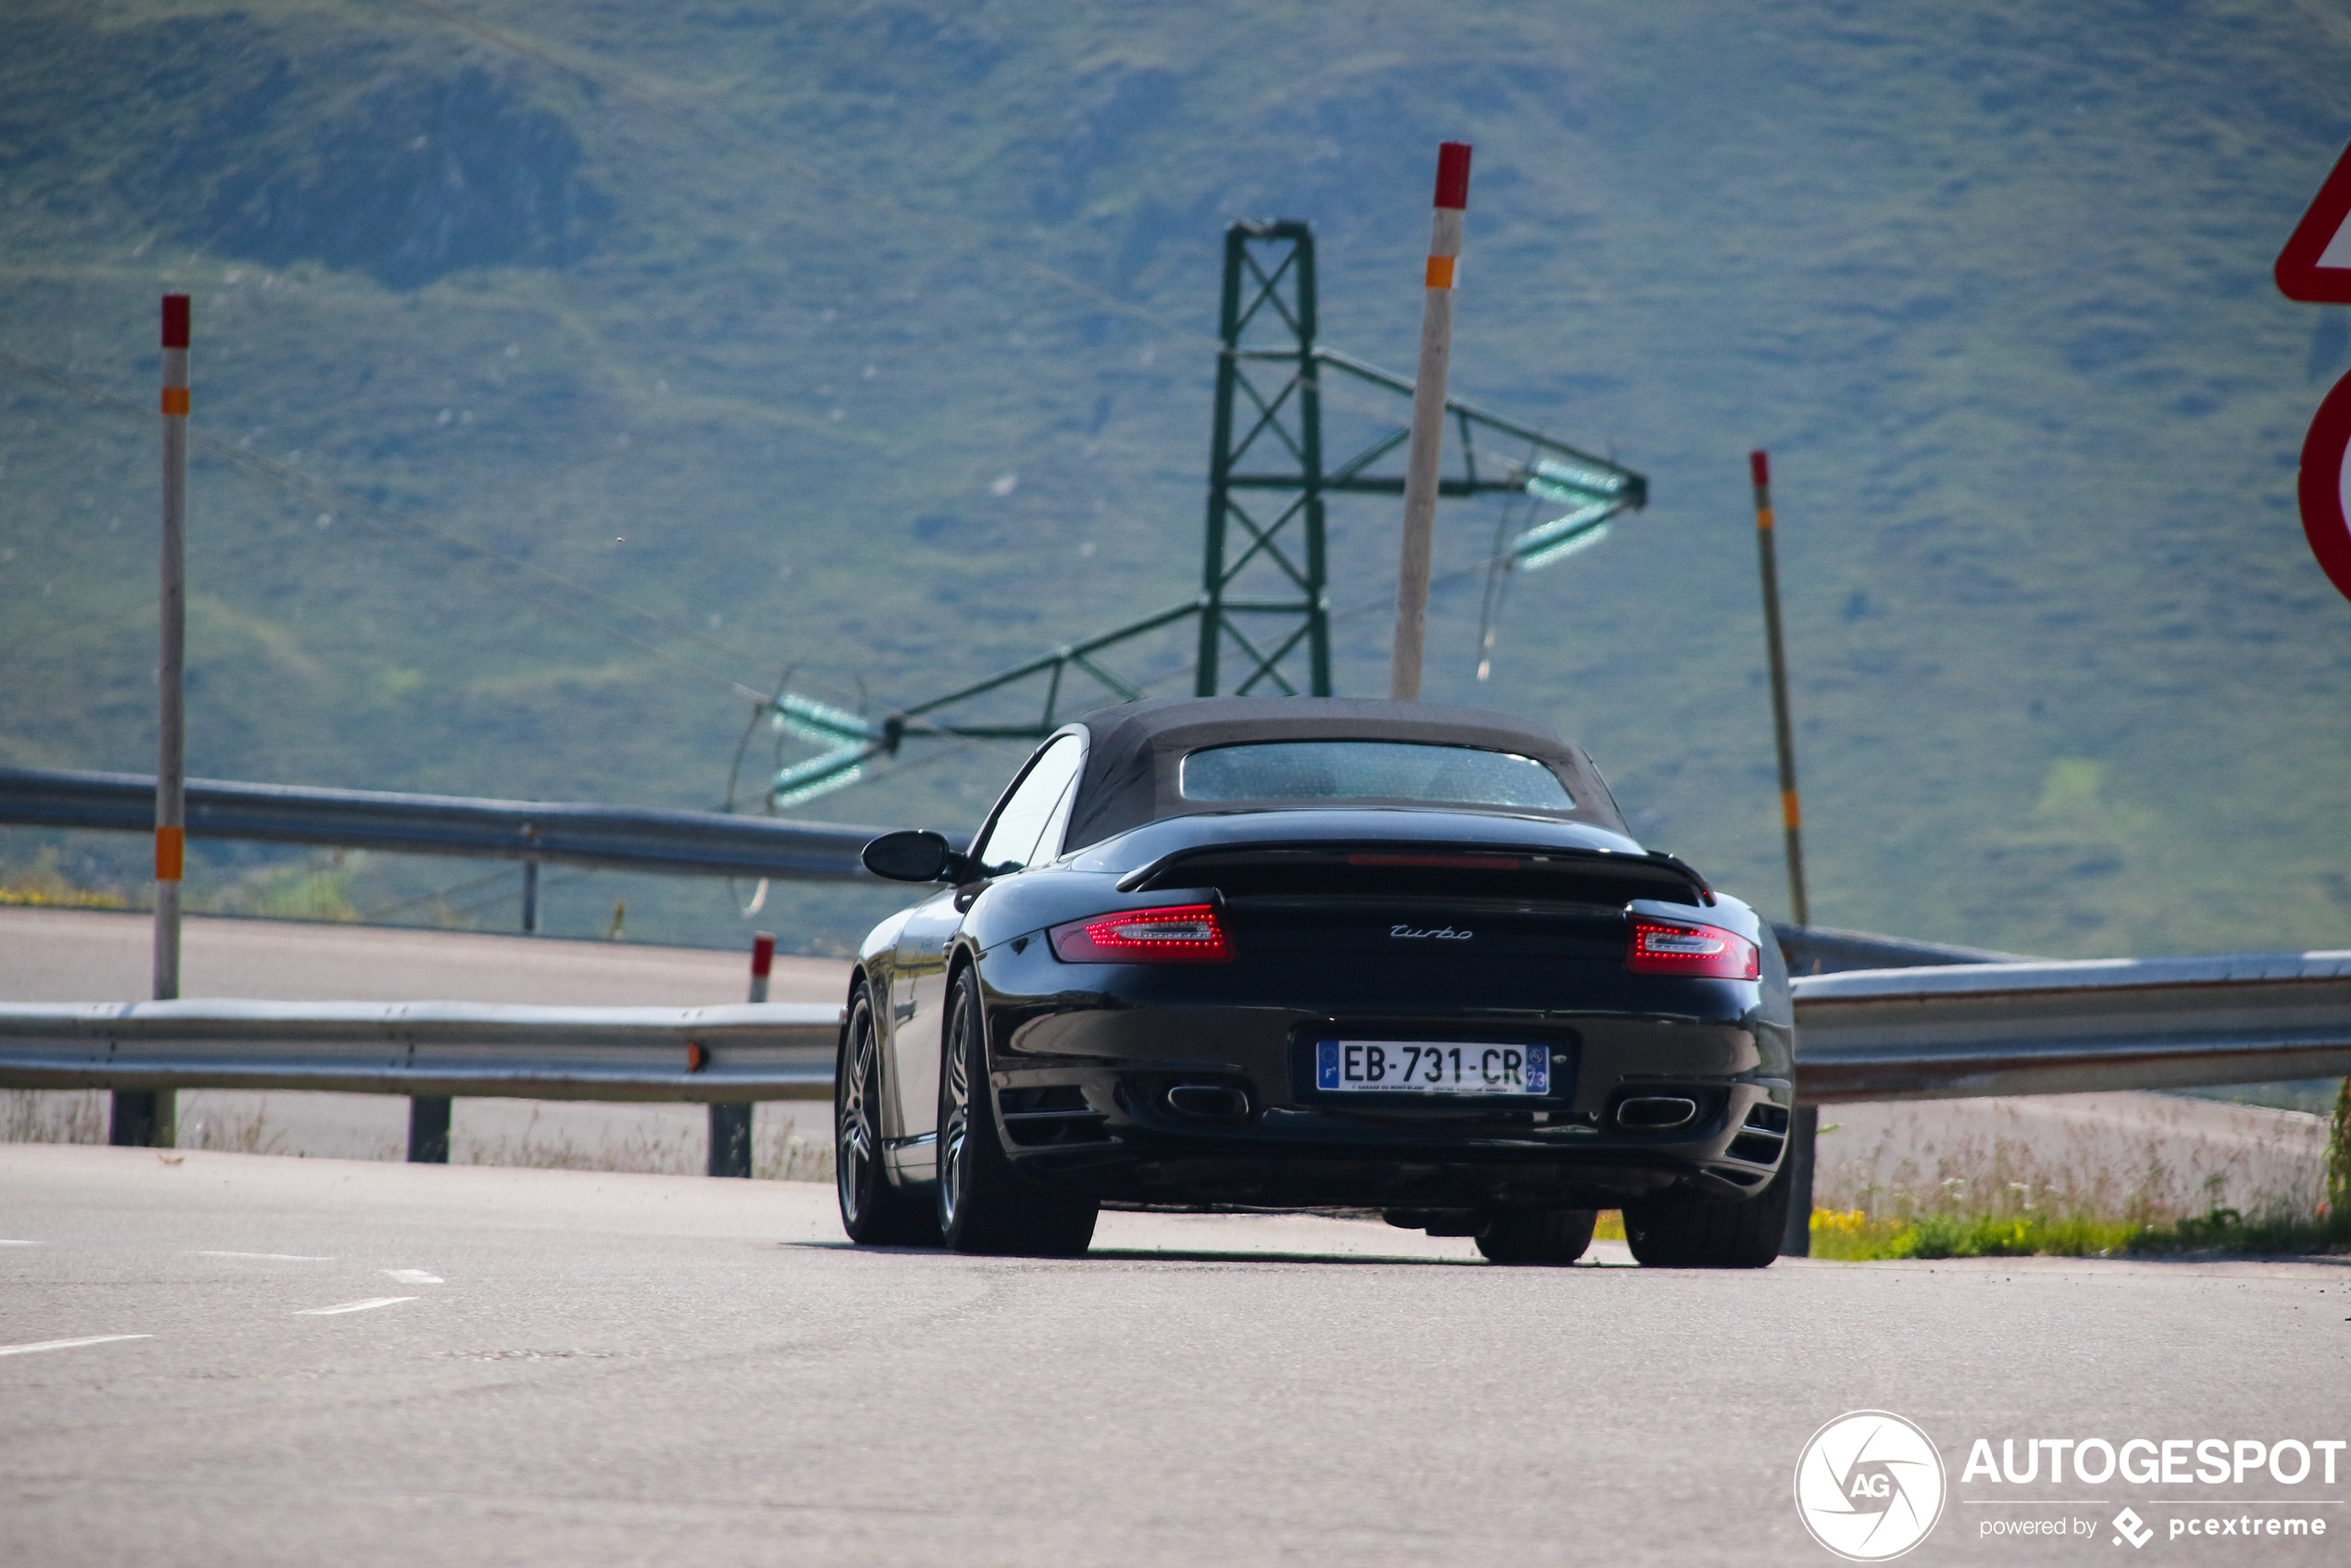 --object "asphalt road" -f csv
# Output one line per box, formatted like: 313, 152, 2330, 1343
4, 1143, 2345, 1567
